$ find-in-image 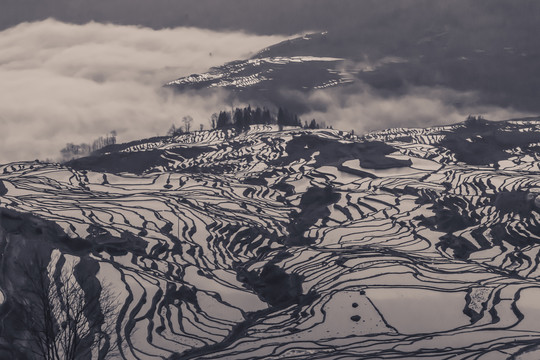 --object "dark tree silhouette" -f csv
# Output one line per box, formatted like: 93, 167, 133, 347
216, 111, 230, 128
18, 254, 118, 360
261, 108, 272, 125
233, 108, 244, 130
277, 107, 286, 130
252, 107, 262, 125
182, 116, 193, 133
60, 131, 117, 162
243, 106, 252, 129
167, 124, 178, 136
212, 106, 301, 130
167, 124, 184, 137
